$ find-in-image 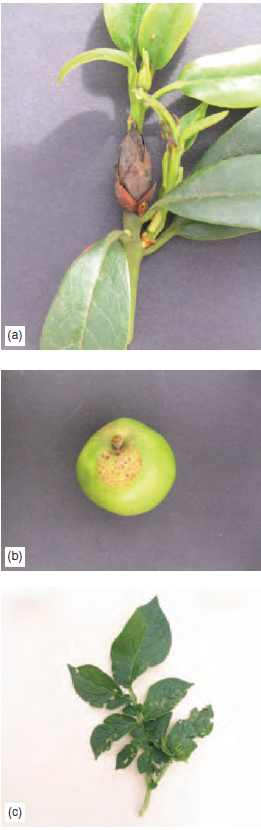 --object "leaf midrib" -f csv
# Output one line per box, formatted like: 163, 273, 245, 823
169, 190, 260, 202
129, 620, 148, 685
75, 667, 124, 697
179, 73, 261, 84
